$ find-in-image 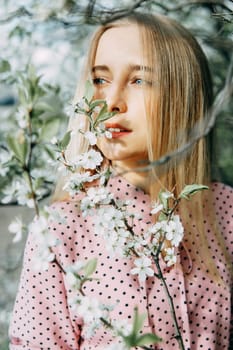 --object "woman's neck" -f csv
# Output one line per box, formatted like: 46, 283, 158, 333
112, 160, 150, 194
